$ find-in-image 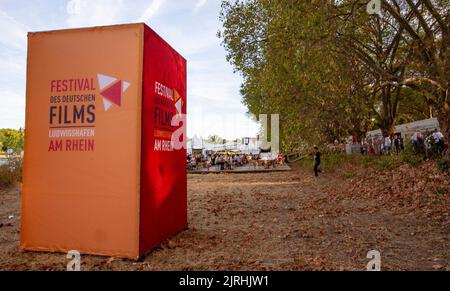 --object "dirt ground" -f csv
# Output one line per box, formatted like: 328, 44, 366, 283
0, 163, 449, 271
